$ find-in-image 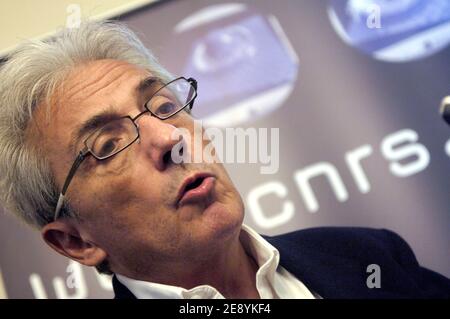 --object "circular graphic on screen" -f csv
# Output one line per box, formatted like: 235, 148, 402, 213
162, 3, 299, 127
328, 0, 450, 62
